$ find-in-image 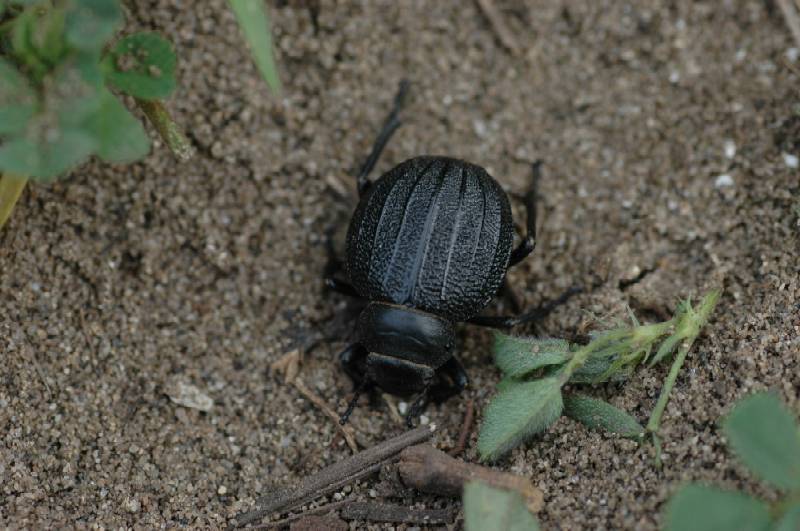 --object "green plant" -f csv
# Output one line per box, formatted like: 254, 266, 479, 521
477, 290, 720, 461
229, 0, 280, 94
463, 480, 540, 531
664, 392, 800, 531
0, 0, 187, 229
